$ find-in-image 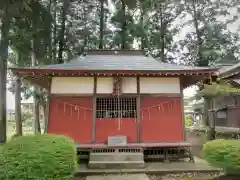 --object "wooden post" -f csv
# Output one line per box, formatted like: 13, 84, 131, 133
15, 75, 22, 136
33, 88, 41, 133
210, 99, 216, 140
92, 77, 97, 143
137, 77, 141, 142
